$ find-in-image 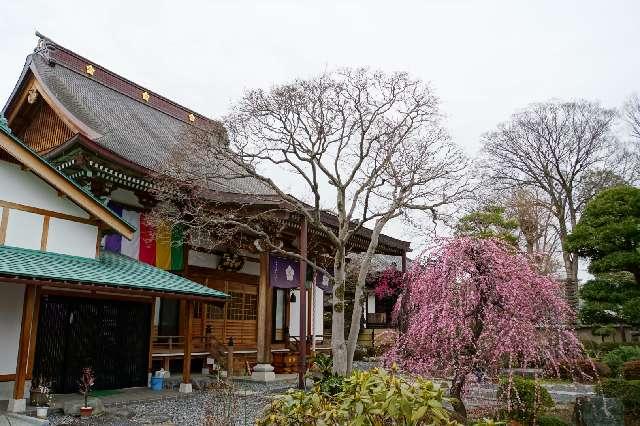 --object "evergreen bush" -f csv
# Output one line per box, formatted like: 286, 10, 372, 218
496, 377, 554, 424
536, 414, 570, 426
603, 346, 640, 376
